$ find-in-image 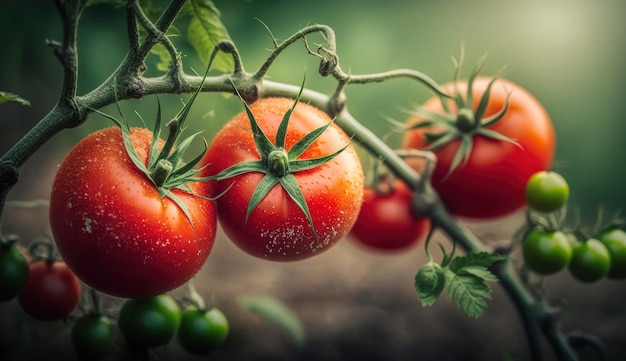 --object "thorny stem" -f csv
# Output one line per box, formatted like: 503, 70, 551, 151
0, 2, 583, 360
